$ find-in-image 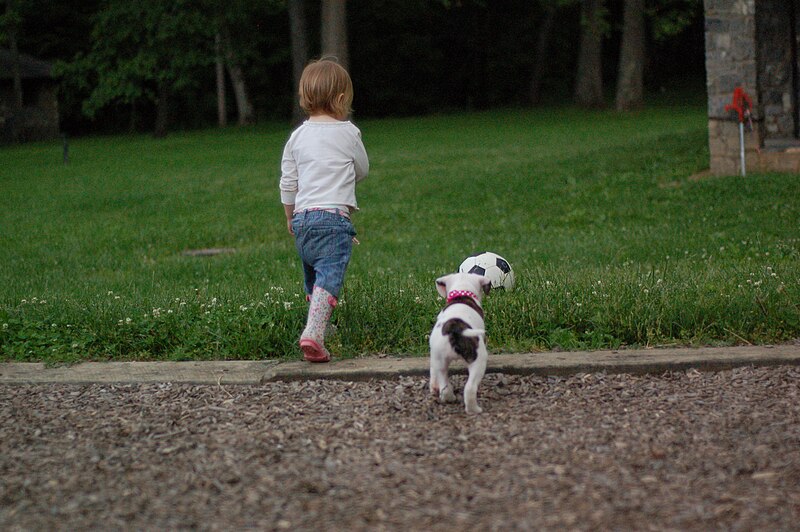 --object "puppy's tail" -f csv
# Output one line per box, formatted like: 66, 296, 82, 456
442, 318, 484, 364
